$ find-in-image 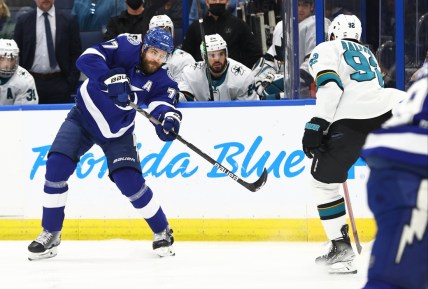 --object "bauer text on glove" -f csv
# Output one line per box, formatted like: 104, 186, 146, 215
302, 117, 330, 159
104, 68, 131, 107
